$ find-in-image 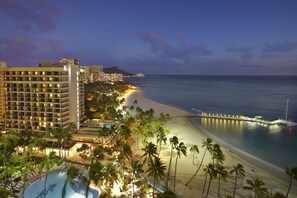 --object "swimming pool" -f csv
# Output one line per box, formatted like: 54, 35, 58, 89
24, 171, 99, 198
